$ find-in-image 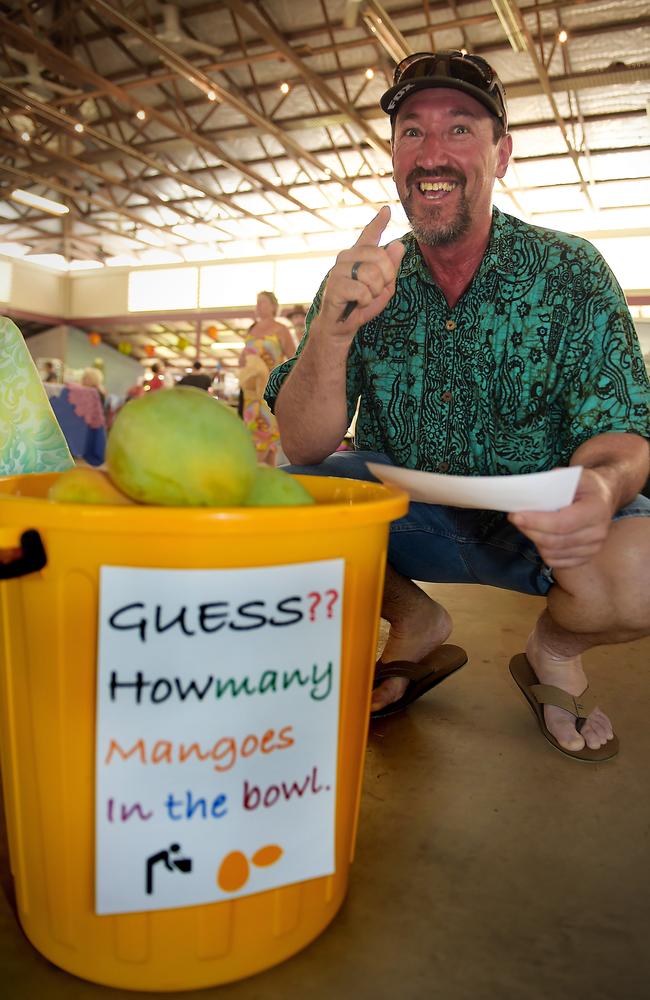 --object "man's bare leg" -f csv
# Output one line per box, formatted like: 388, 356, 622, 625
371, 564, 452, 713
372, 519, 650, 738
526, 518, 650, 751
